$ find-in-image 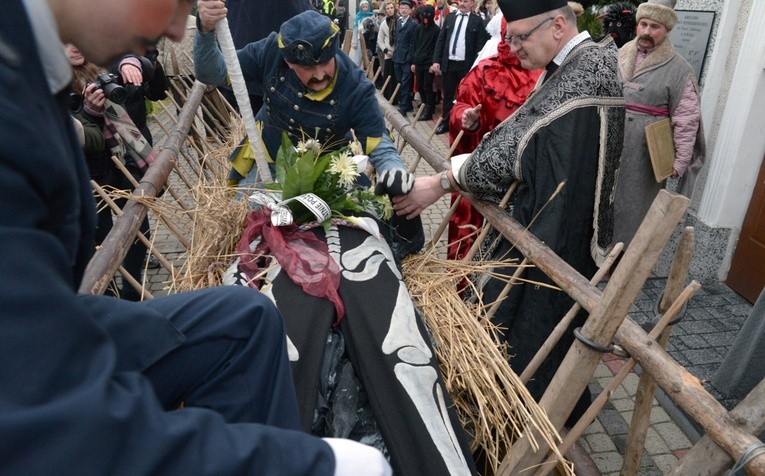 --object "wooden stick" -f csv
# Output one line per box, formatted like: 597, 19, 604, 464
427, 194, 463, 250
117, 264, 154, 300
669, 377, 765, 475
621, 227, 695, 476
520, 242, 624, 384
484, 258, 529, 320
380, 76, 392, 100
497, 190, 690, 475
91, 181, 177, 276
533, 281, 701, 476
388, 82, 401, 105
372, 66, 382, 85
80, 82, 206, 295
